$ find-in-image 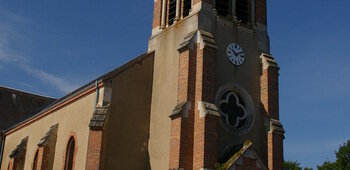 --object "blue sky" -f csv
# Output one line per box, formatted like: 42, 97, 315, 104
0, 0, 349, 168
